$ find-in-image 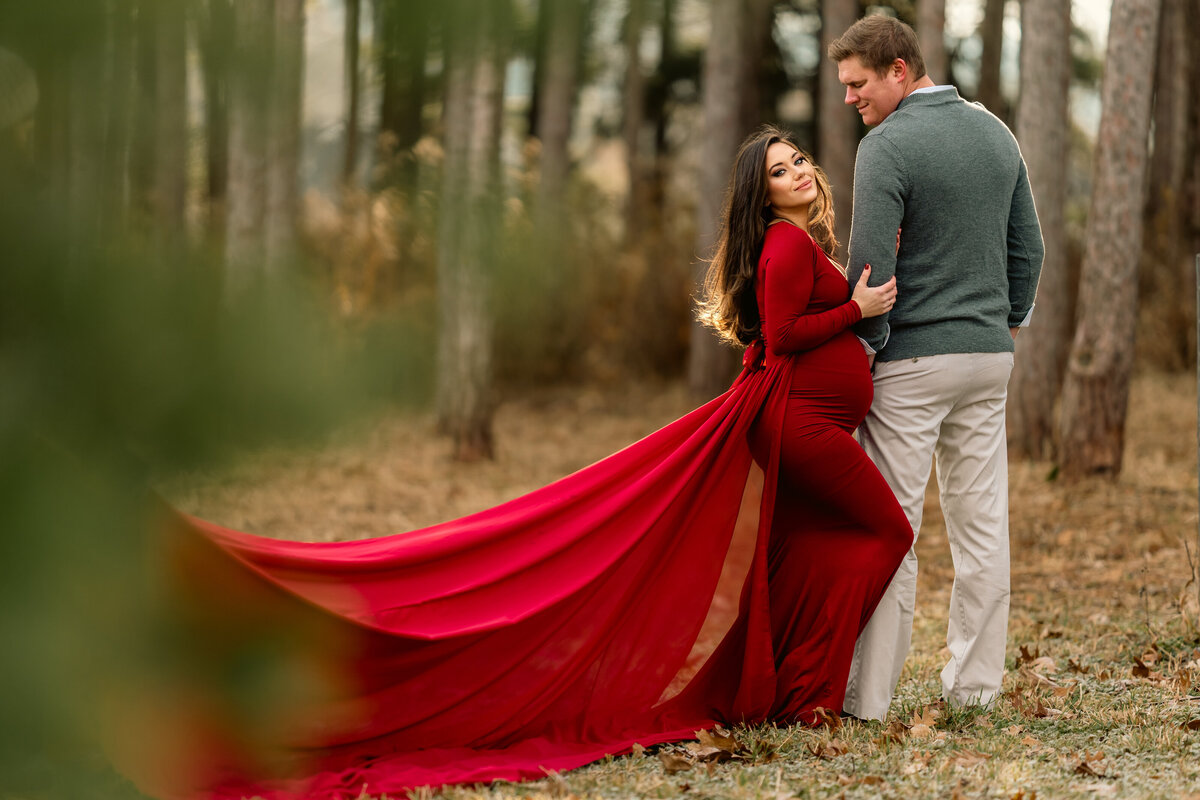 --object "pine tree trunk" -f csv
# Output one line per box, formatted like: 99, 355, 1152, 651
342, 0, 362, 186
534, 0, 586, 219
977, 0, 1005, 116
1058, 0, 1162, 478
225, 0, 273, 286
200, 0, 233, 238
819, 0, 858, 261
917, 0, 948, 83
687, 0, 756, 398
622, 0, 647, 247
436, 0, 509, 461
375, 0, 428, 187
266, 0, 304, 272
1006, 0, 1071, 459
154, 0, 188, 241
1142, 0, 1193, 369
